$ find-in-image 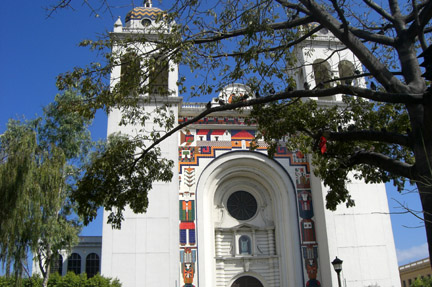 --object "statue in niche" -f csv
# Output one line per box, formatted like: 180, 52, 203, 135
239, 235, 252, 255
